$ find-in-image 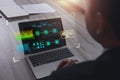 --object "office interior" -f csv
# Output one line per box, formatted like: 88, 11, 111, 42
0, 0, 104, 80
